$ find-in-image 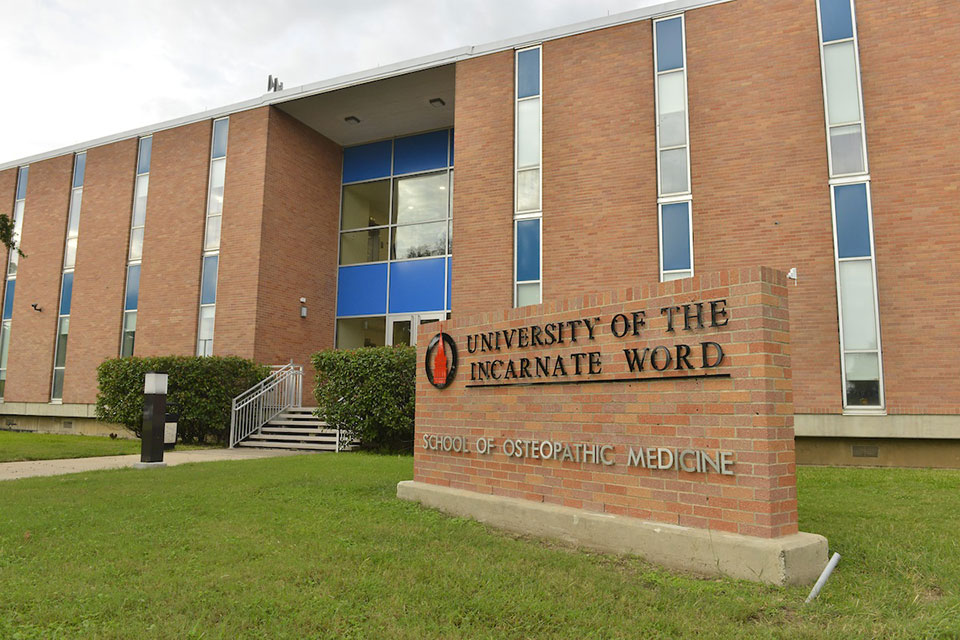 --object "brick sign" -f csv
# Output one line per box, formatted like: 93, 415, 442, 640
413, 267, 798, 539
